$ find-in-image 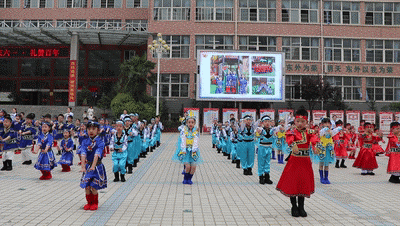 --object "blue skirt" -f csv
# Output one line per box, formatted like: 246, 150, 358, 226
272, 137, 289, 154
80, 163, 107, 190
311, 144, 336, 166
34, 150, 57, 171
172, 136, 182, 163
76, 145, 82, 155
142, 139, 149, 151
58, 151, 74, 166
212, 134, 217, 145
